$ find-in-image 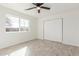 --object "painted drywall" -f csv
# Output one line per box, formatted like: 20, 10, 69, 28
38, 8, 79, 46
60, 9, 79, 46
0, 5, 37, 49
